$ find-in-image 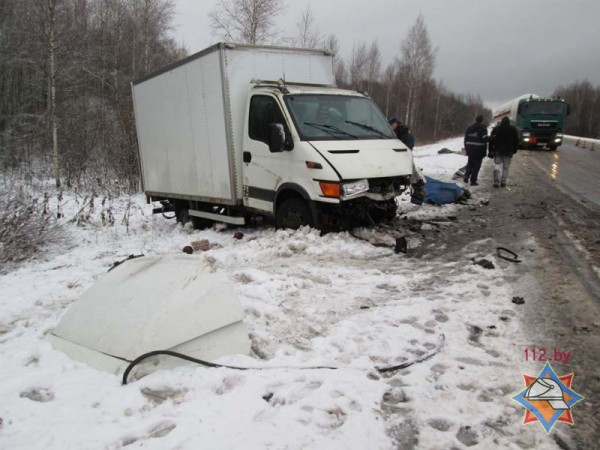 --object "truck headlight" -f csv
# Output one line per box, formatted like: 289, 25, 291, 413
342, 179, 369, 198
